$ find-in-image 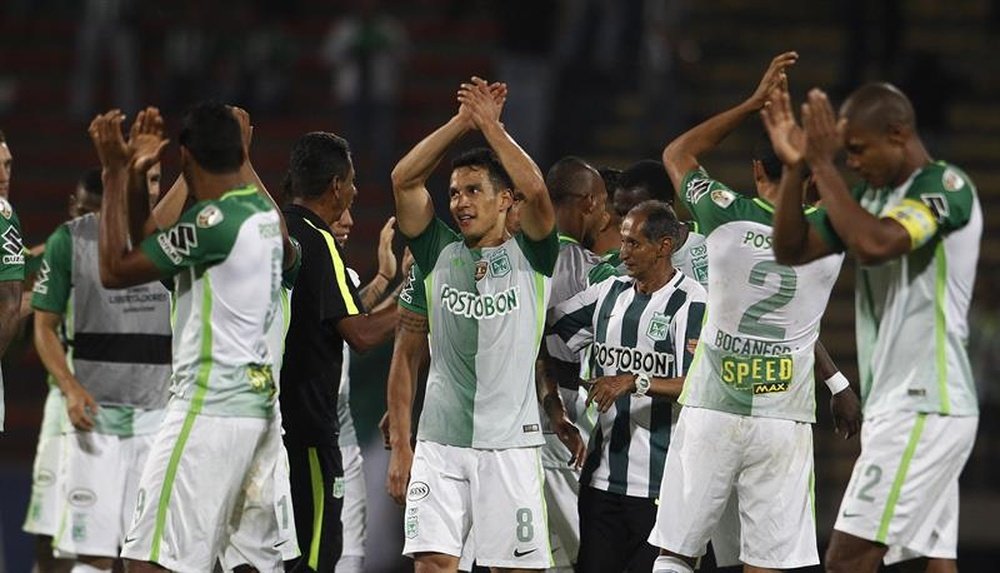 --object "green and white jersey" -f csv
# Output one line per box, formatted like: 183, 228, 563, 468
678, 168, 843, 423
672, 227, 709, 288
140, 186, 284, 418
814, 161, 981, 418
548, 272, 706, 497
408, 217, 559, 449
0, 196, 26, 432
32, 215, 172, 436
265, 237, 300, 390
